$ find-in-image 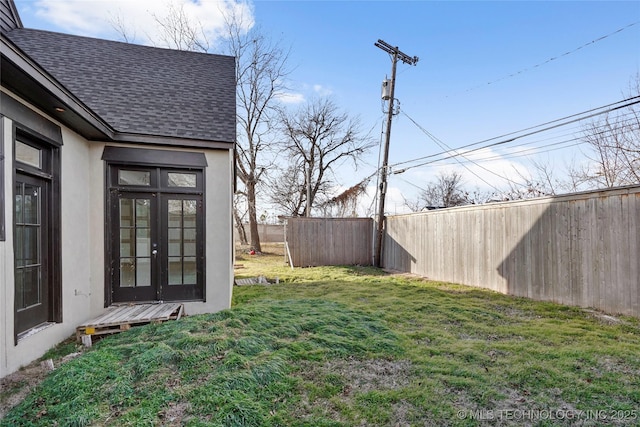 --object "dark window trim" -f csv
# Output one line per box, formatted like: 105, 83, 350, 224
0, 115, 5, 241
0, 93, 63, 147
102, 146, 207, 168
103, 146, 207, 307
12, 124, 62, 343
